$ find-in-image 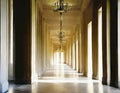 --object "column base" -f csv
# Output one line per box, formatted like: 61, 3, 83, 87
78, 70, 81, 73
110, 81, 118, 88
118, 81, 120, 88
31, 74, 38, 83
15, 80, 31, 84
84, 72, 87, 77
92, 75, 98, 80
0, 81, 9, 93
78, 70, 83, 73
102, 77, 107, 85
